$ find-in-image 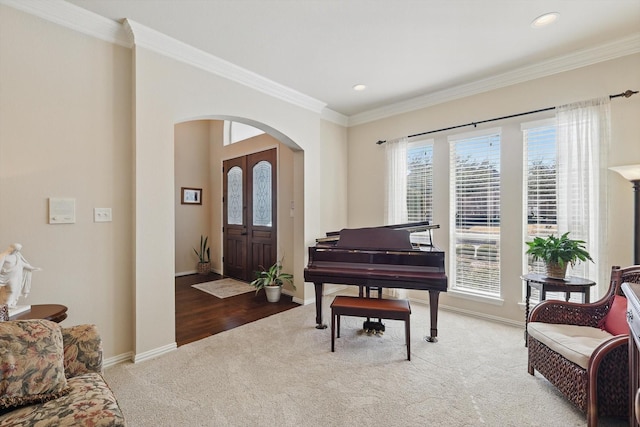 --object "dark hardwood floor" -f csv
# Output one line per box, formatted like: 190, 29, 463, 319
175, 272, 299, 346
